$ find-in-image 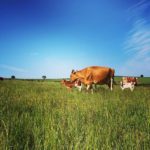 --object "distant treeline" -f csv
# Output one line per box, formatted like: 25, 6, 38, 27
0, 78, 64, 82
1, 76, 150, 85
